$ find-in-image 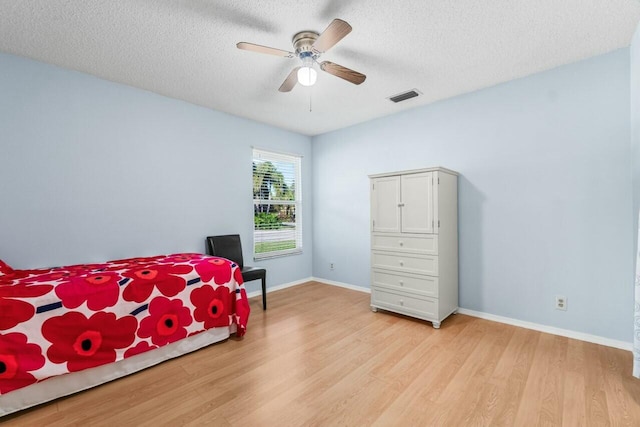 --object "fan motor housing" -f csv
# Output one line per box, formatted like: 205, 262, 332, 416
292, 31, 319, 56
